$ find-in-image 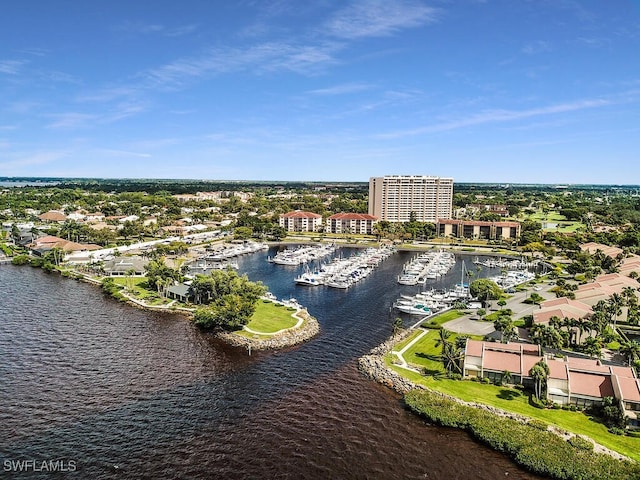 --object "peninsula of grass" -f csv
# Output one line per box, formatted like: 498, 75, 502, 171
242, 300, 299, 334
